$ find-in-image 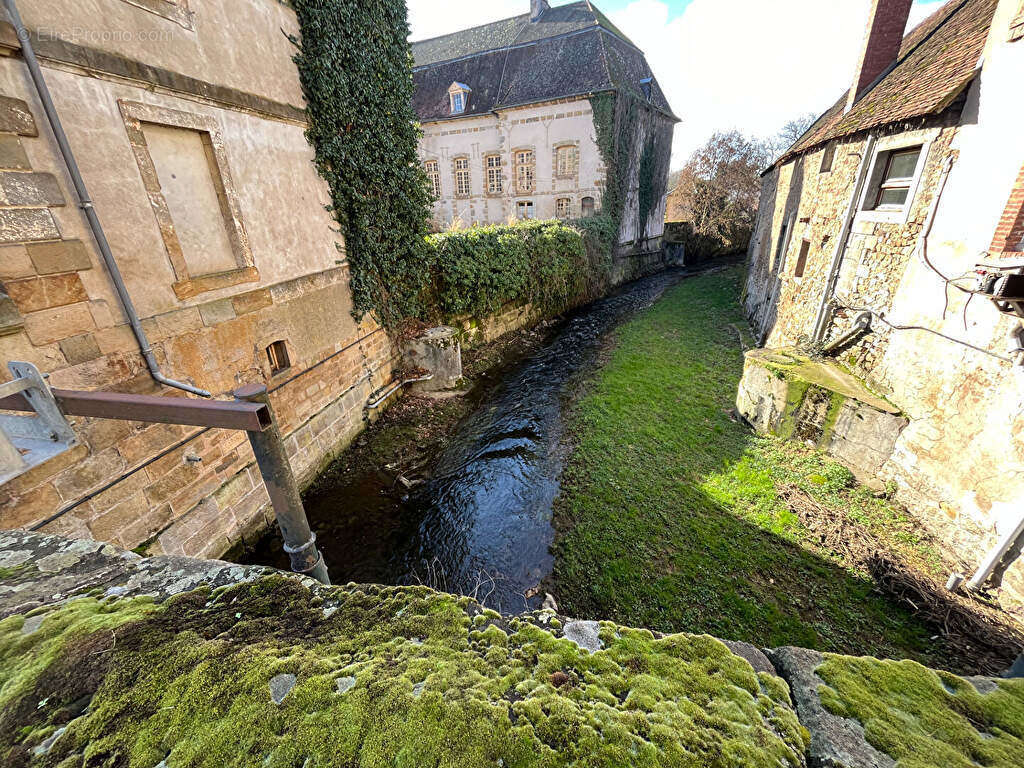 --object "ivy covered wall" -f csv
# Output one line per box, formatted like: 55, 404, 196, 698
289, 0, 433, 329
590, 92, 675, 255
